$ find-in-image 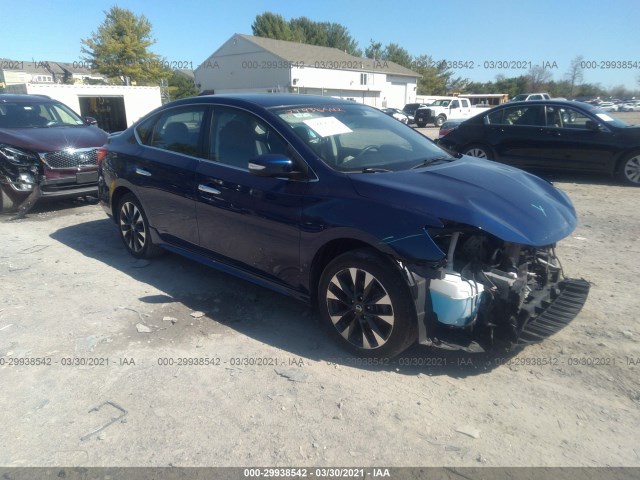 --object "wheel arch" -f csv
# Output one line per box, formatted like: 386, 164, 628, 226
110, 185, 135, 219
309, 238, 382, 306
